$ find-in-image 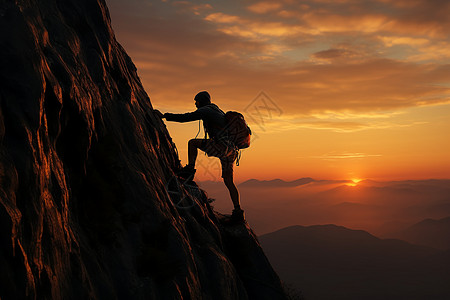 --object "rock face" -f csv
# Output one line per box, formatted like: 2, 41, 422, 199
0, 0, 287, 299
